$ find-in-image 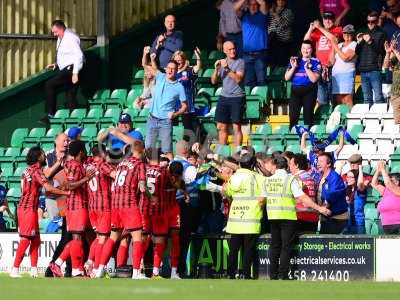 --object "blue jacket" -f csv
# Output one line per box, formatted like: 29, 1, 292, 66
152, 31, 183, 68
320, 170, 348, 217
348, 189, 366, 226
